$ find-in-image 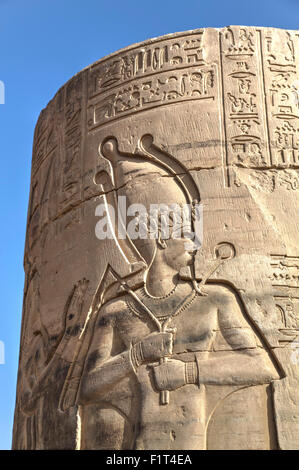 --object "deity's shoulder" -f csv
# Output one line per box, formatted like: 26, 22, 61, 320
201, 283, 252, 331
192, 283, 242, 317
96, 294, 132, 328
201, 282, 239, 302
